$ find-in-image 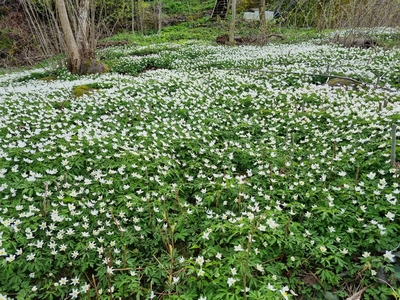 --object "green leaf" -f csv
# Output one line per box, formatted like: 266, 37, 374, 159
394, 263, 400, 281
324, 291, 339, 300
61, 197, 76, 203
